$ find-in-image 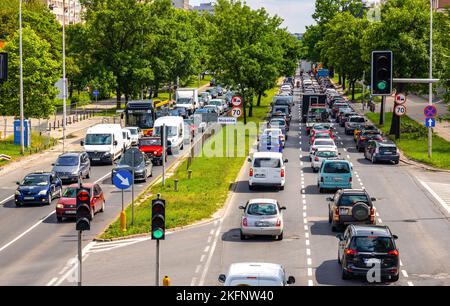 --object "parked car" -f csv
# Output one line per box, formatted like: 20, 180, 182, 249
317, 159, 353, 193
124, 127, 142, 146
112, 148, 153, 182
15, 171, 62, 206
327, 189, 377, 232
364, 140, 400, 164
218, 263, 295, 286
311, 147, 340, 172
138, 137, 168, 166
248, 152, 288, 191
337, 225, 400, 282
52, 152, 91, 183
356, 131, 383, 152
55, 183, 105, 222
239, 198, 286, 240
